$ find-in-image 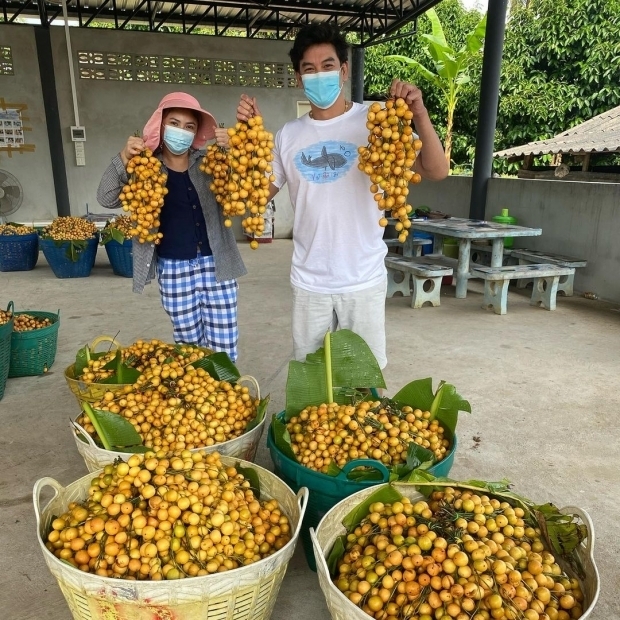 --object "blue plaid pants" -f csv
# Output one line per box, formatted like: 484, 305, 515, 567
157, 254, 238, 361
